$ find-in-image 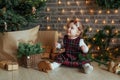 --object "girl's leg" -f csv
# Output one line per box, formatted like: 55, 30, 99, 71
82, 63, 93, 74
51, 62, 61, 70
